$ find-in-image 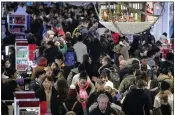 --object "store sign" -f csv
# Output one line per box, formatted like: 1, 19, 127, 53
16, 40, 29, 71
97, 2, 164, 35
